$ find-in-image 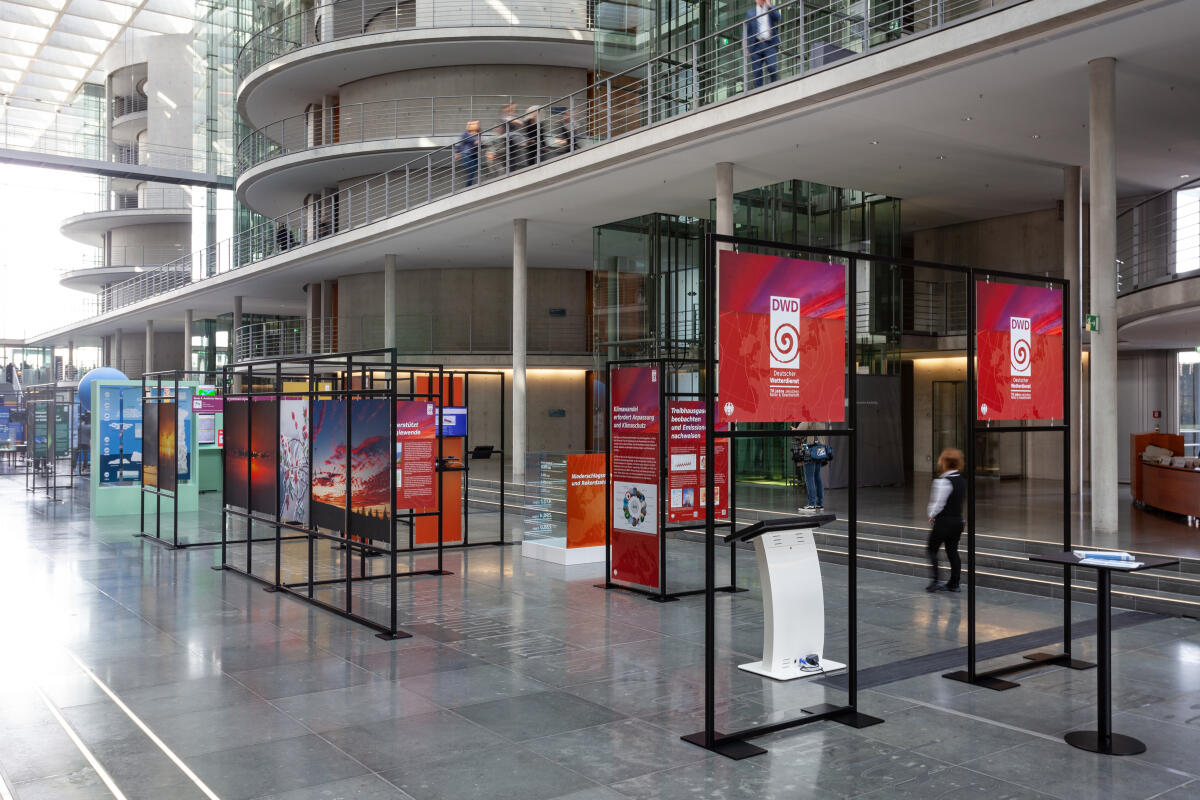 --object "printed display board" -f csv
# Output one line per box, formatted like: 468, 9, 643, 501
311, 398, 347, 532
223, 397, 249, 508
98, 387, 142, 484
666, 402, 730, 522
610, 366, 661, 590
31, 404, 48, 458
197, 414, 216, 445
142, 402, 158, 488
567, 453, 606, 548
158, 400, 178, 491
279, 397, 309, 524
250, 398, 278, 516
350, 398, 391, 543
54, 405, 70, 458
0, 407, 9, 442
717, 252, 846, 426
395, 400, 438, 510
193, 386, 223, 413
414, 374, 464, 546
976, 281, 1064, 421
440, 406, 467, 437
